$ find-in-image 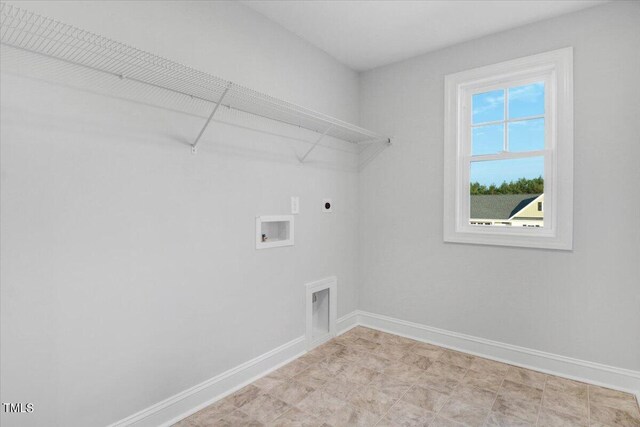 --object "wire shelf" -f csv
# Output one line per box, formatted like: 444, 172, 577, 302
0, 3, 390, 153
